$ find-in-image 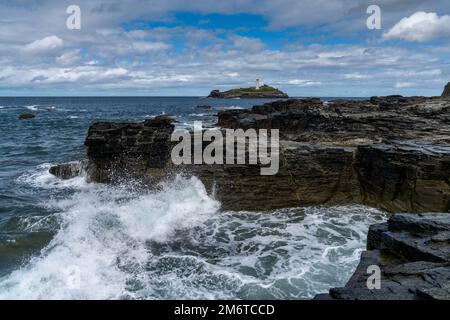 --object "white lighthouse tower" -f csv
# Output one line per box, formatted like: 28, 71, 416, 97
256, 78, 262, 90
